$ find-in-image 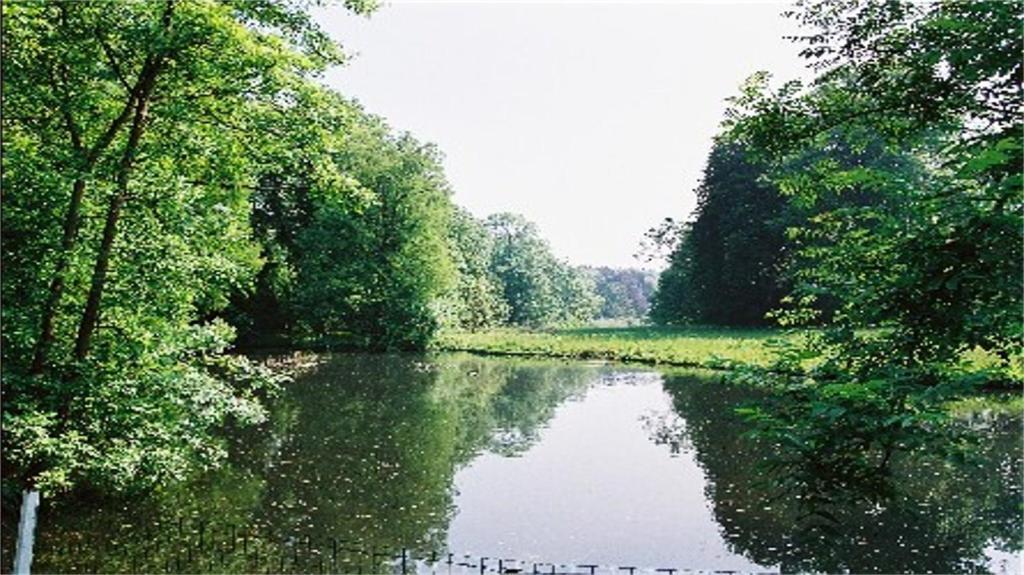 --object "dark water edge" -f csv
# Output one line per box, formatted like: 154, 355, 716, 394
2, 352, 1021, 574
